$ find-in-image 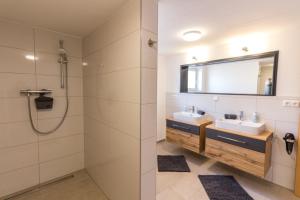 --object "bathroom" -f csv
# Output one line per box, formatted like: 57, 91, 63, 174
0, 0, 299, 200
